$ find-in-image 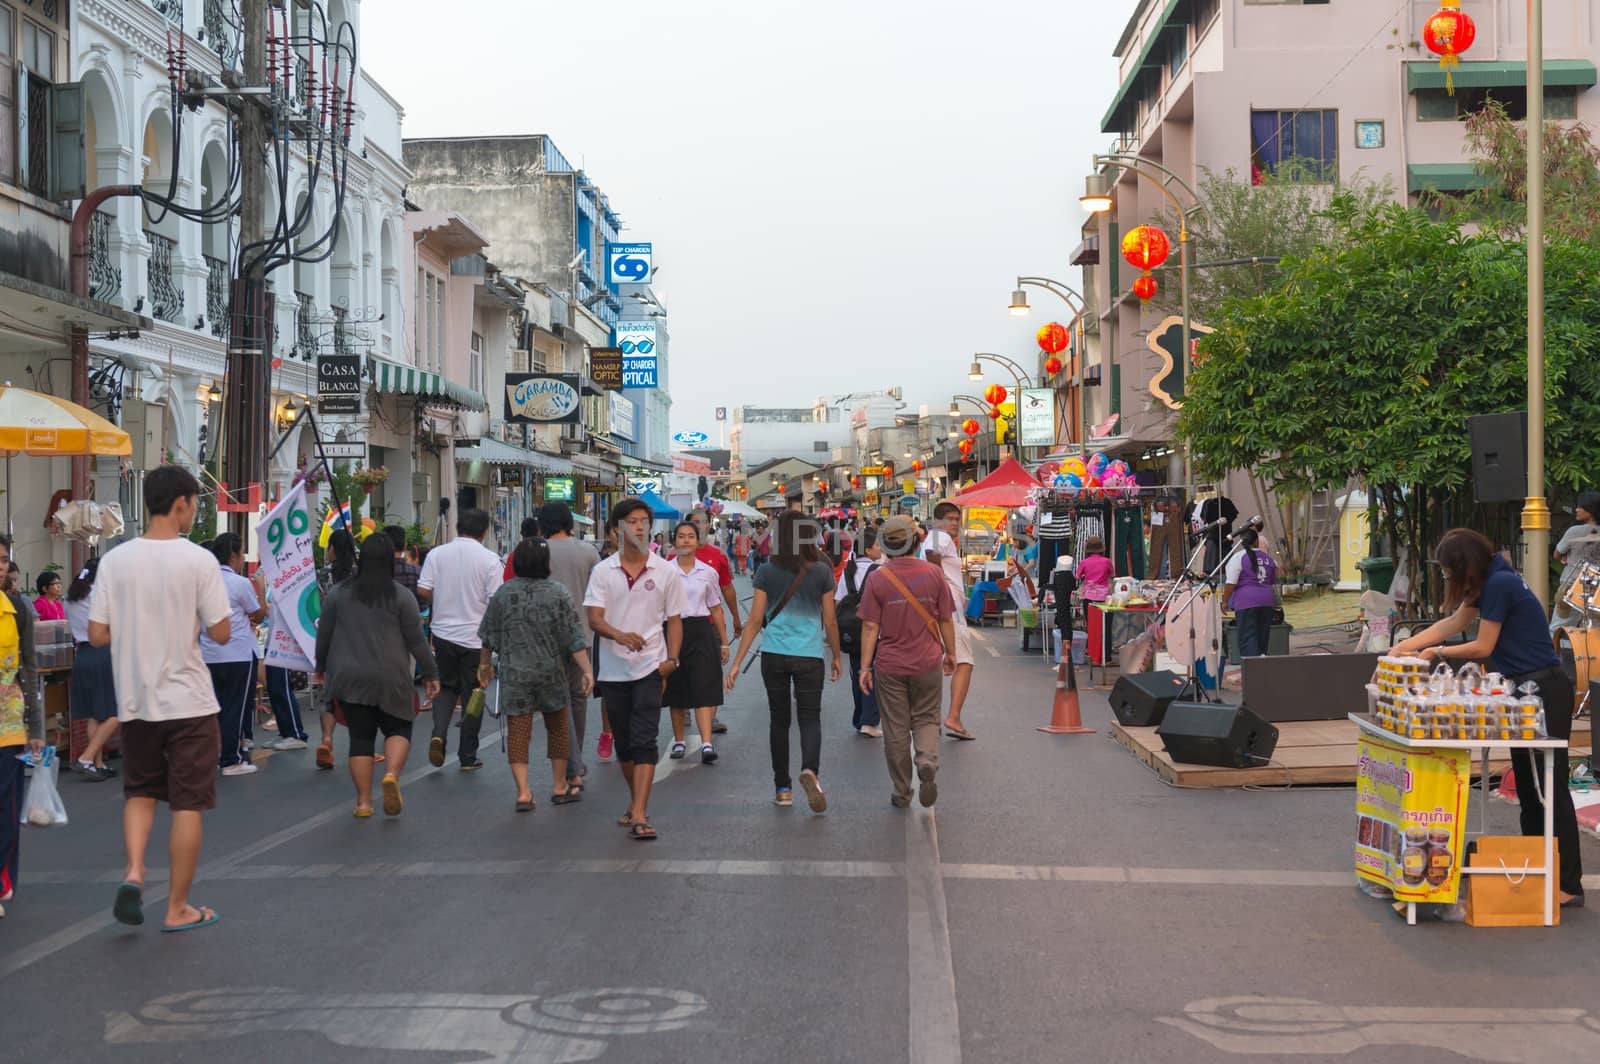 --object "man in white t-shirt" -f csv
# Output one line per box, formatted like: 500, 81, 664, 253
89, 465, 232, 934
920, 501, 976, 740
418, 507, 504, 770
584, 498, 686, 840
